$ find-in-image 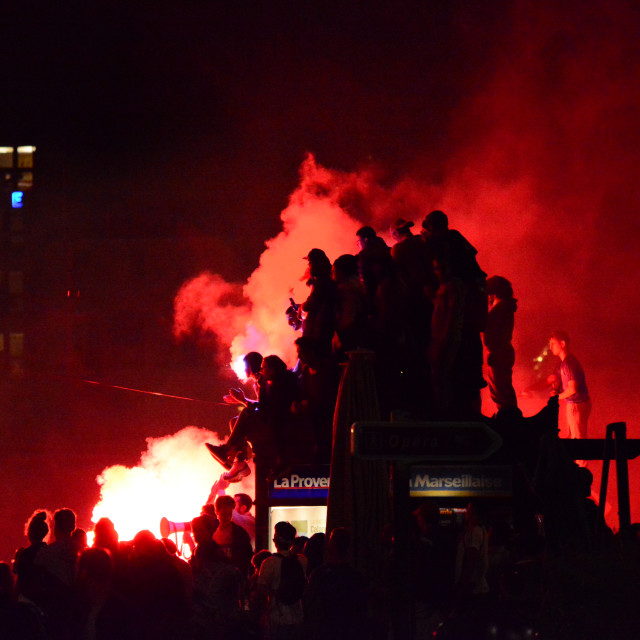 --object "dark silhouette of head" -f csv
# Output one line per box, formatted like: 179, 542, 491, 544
356, 226, 377, 240
305, 248, 332, 279
332, 253, 359, 281
243, 352, 263, 378
262, 354, 288, 381
25, 510, 49, 545
93, 517, 119, 553
274, 521, 297, 551
233, 493, 253, 513
214, 495, 236, 524
191, 515, 219, 545
486, 275, 514, 300
390, 217, 414, 240
76, 547, 113, 585
53, 508, 76, 541
422, 210, 449, 236
252, 549, 272, 572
